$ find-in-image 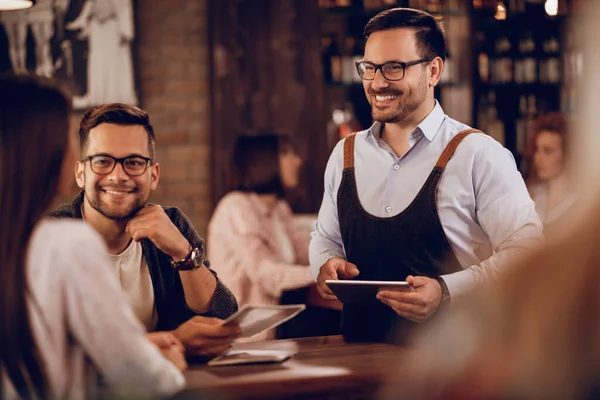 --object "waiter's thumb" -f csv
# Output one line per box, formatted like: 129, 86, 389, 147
341, 261, 360, 278
406, 275, 427, 288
